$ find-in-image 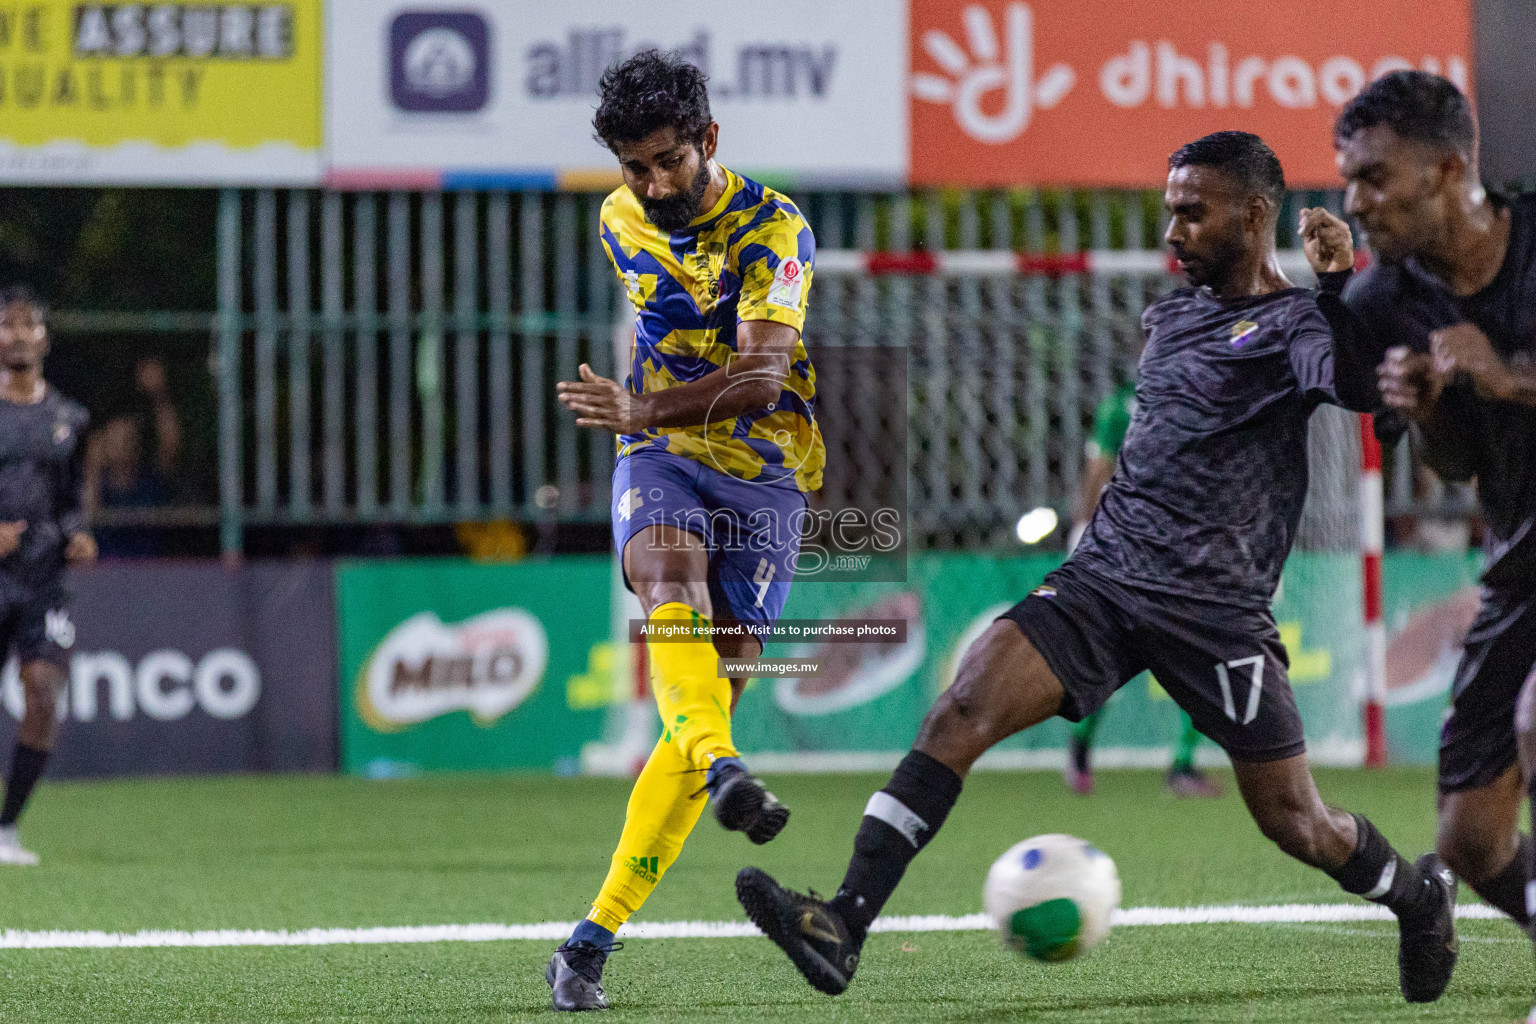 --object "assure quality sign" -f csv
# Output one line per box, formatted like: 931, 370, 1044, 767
0, 2, 322, 184
324, 0, 907, 189
908, 0, 1472, 186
